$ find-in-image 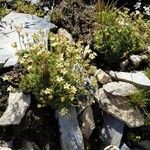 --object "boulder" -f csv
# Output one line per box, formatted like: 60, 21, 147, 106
95, 88, 144, 127
56, 106, 84, 150
109, 71, 150, 88
101, 113, 124, 147
0, 92, 31, 125
79, 106, 95, 139
0, 12, 56, 67
103, 81, 136, 96
96, 69, 111, 84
